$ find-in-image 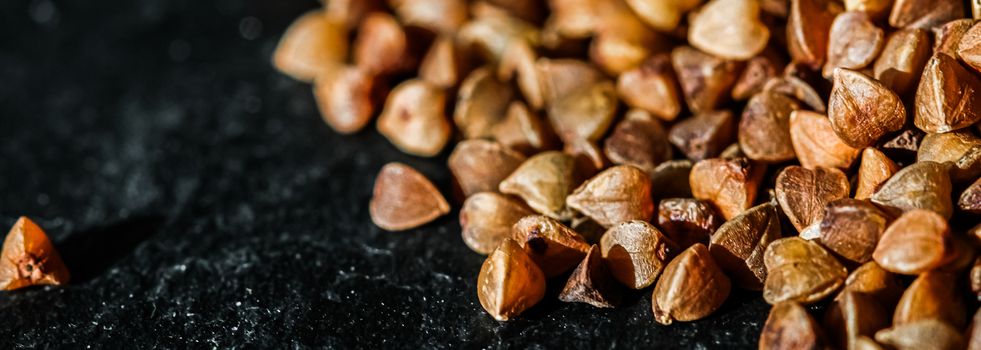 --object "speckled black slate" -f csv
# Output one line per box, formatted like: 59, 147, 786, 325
0, 0, 770, 348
